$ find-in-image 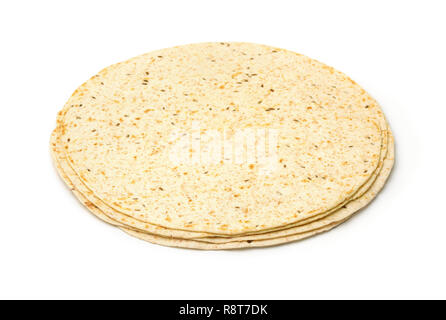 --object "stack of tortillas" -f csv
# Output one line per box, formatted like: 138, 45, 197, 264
51, 42, 394, 249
